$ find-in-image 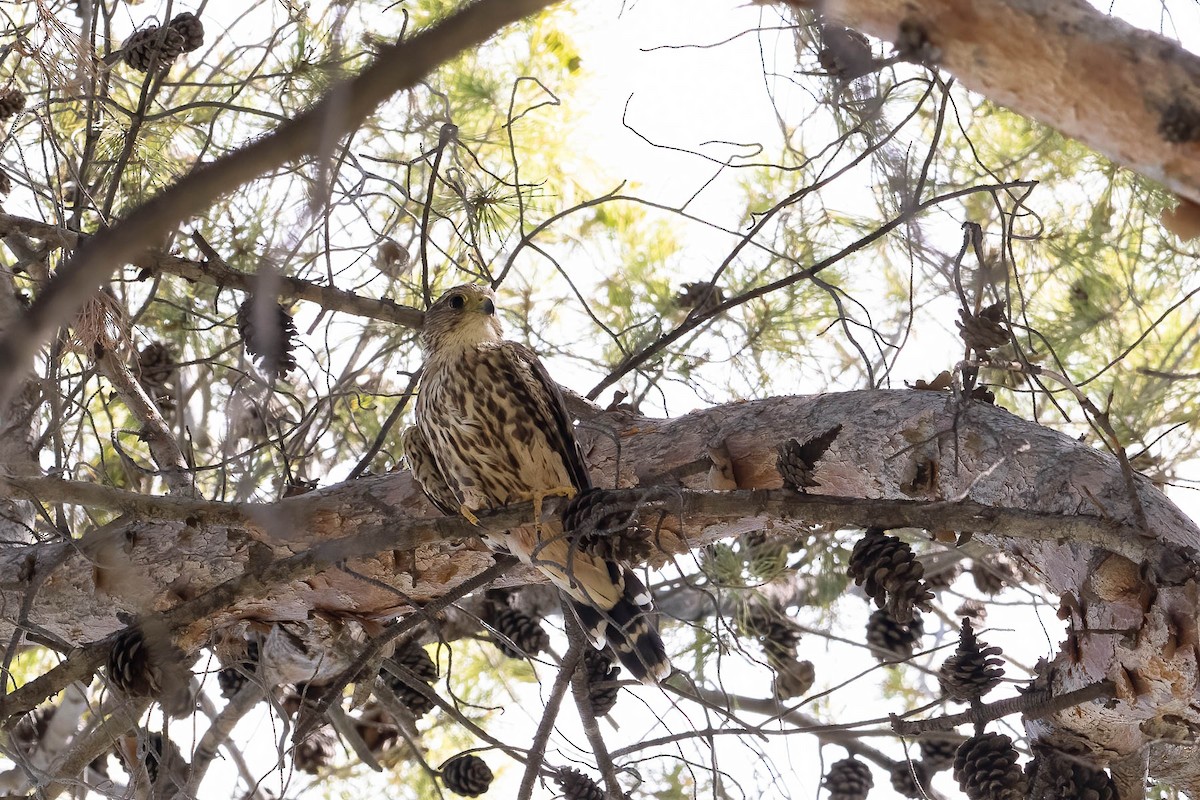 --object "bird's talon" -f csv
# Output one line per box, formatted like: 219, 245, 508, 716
459, 505, 481, 526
